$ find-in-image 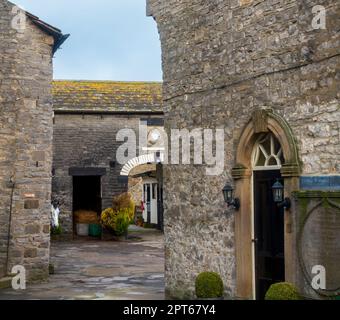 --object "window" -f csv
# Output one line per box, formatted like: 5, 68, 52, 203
152, 183, 157, 200
252, 133, 284, 170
